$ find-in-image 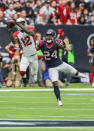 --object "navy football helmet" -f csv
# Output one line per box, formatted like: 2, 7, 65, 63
45, 29, 56, 43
